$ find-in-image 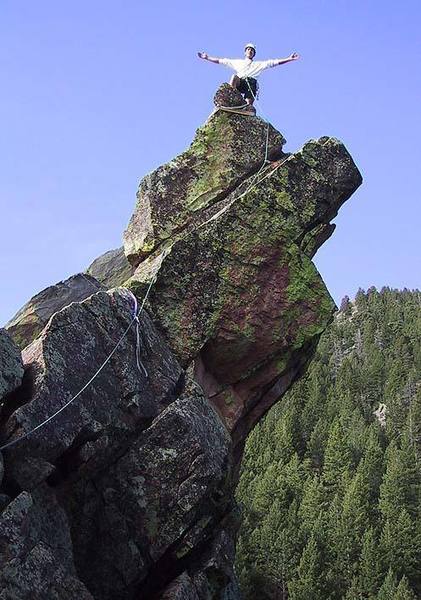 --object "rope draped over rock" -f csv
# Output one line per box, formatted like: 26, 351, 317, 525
131, 291, 149, 379
206, 79, 284, 226
0, 278, 156, 452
